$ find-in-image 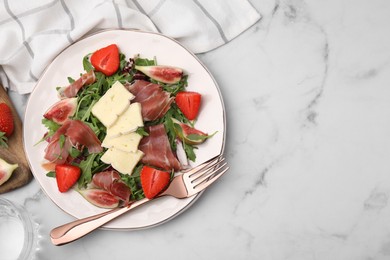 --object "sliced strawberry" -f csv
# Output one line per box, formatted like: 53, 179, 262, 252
175, 91, 202, 120
140, 166, 170, 199
90, 44, 120, 76
55, 164, 81, 192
